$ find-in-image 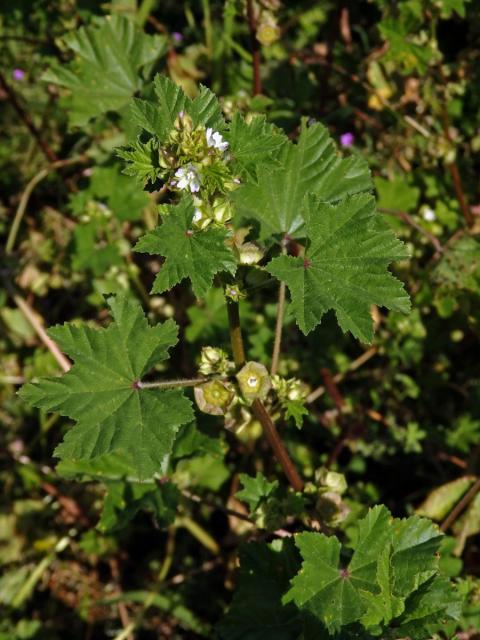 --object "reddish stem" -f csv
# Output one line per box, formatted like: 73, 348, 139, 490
246, 0, 262, 96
